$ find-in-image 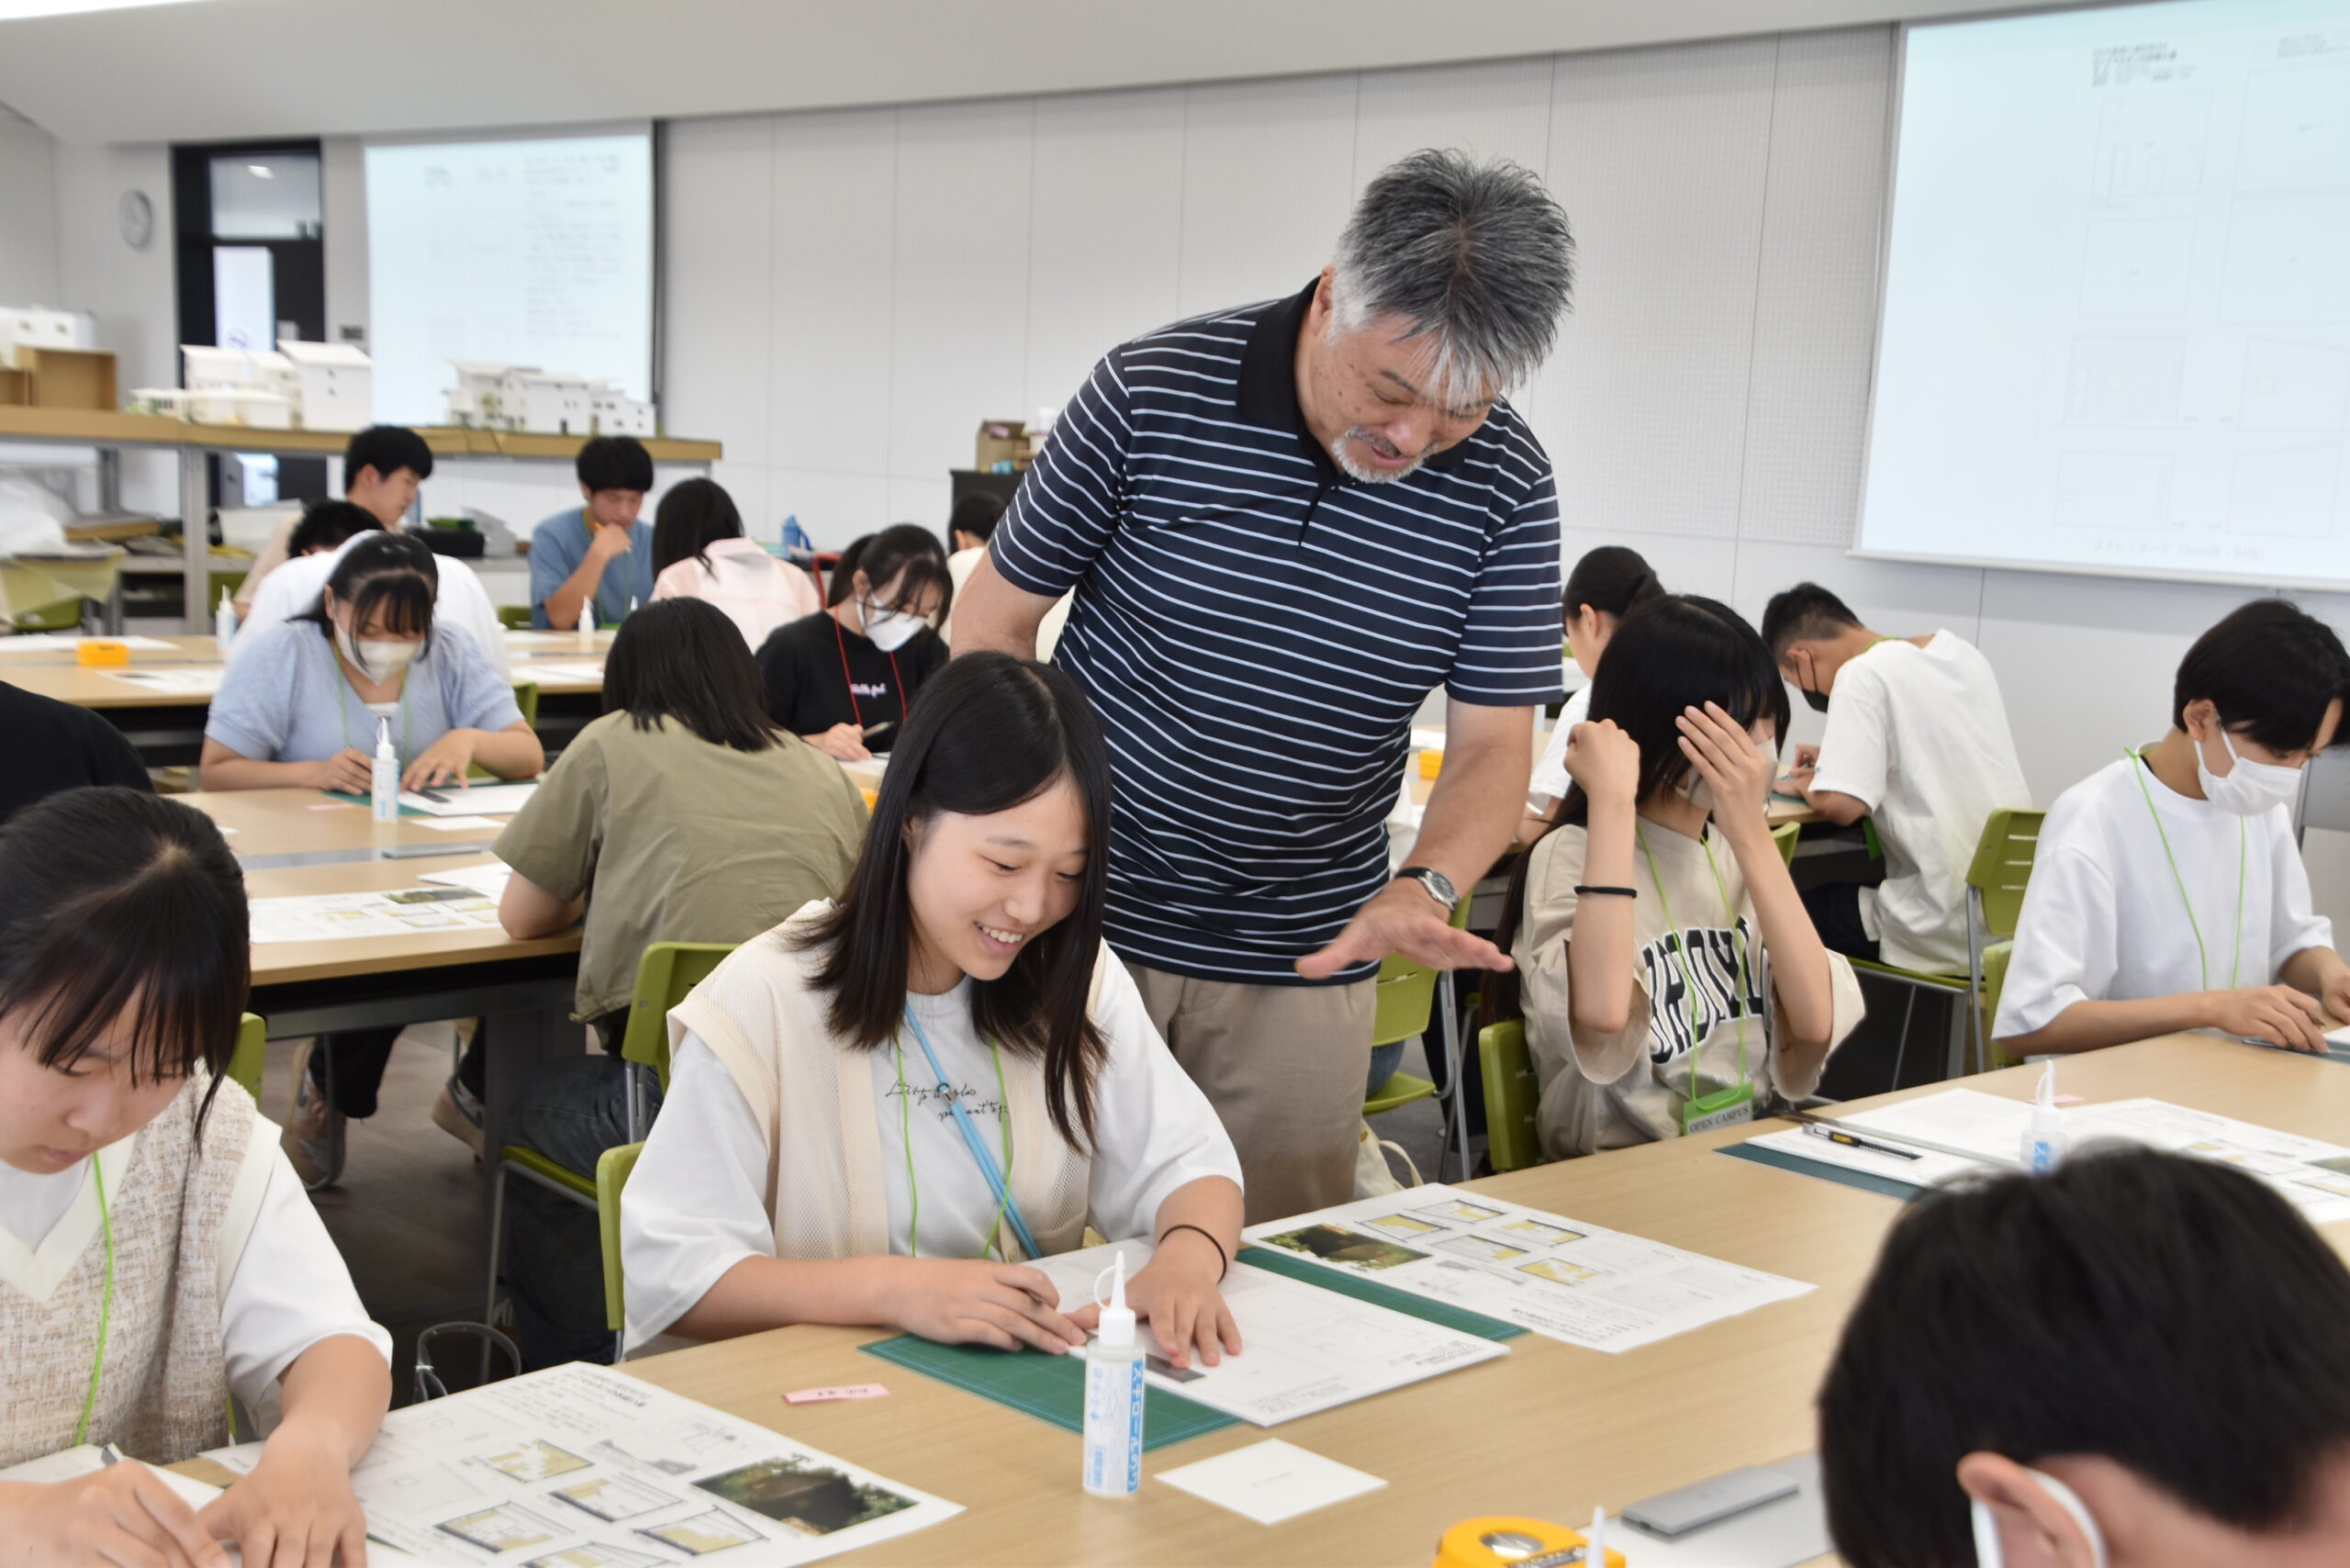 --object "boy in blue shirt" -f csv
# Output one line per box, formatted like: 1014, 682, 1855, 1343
530, 435, 655, 630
